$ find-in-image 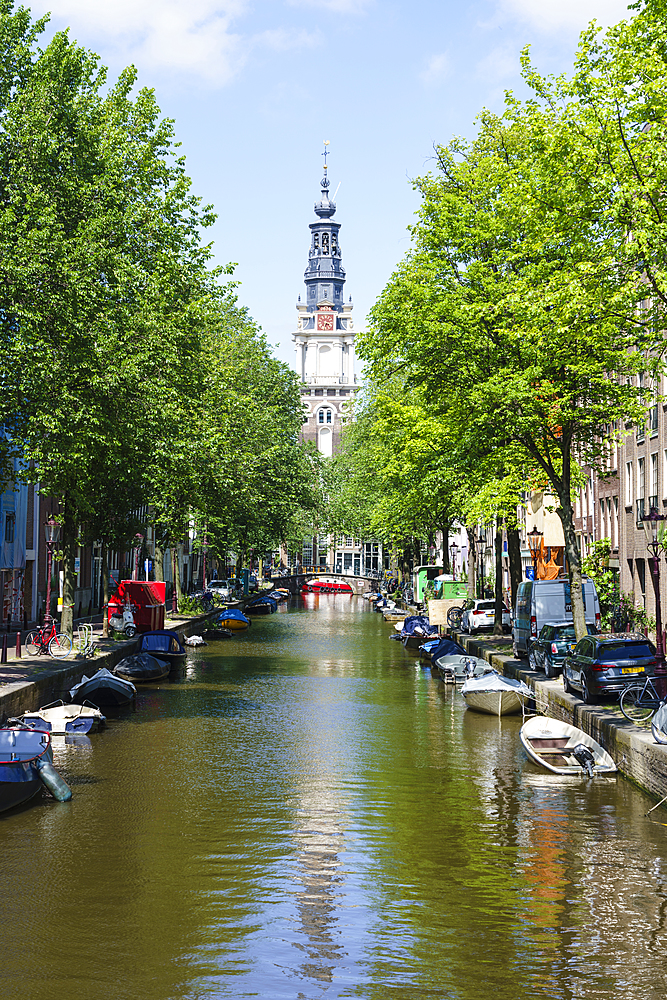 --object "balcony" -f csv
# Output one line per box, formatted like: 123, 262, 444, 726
636, 498, 645, 524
